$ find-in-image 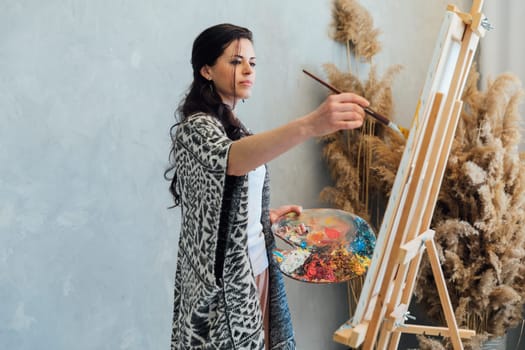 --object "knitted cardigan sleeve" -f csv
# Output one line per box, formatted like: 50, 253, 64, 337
174, 113, 233, 289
